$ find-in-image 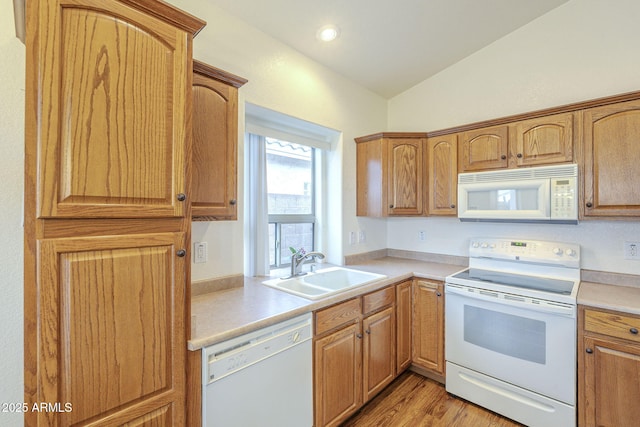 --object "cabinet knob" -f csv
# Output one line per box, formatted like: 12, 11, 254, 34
176, 249, 186, 257
450, 204, 456, 209
357, 333, 363, 339
436, 292, 442, 297
586, 202, 593, 208
586, 348, 593, 354
516, 153, 523, 158
177, 193, 186, 202
631, 328, 639, 335
500, 154, 507, 160
230, 199, 237, 205
365, 329, 371, 335
389, 204, 394, 209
